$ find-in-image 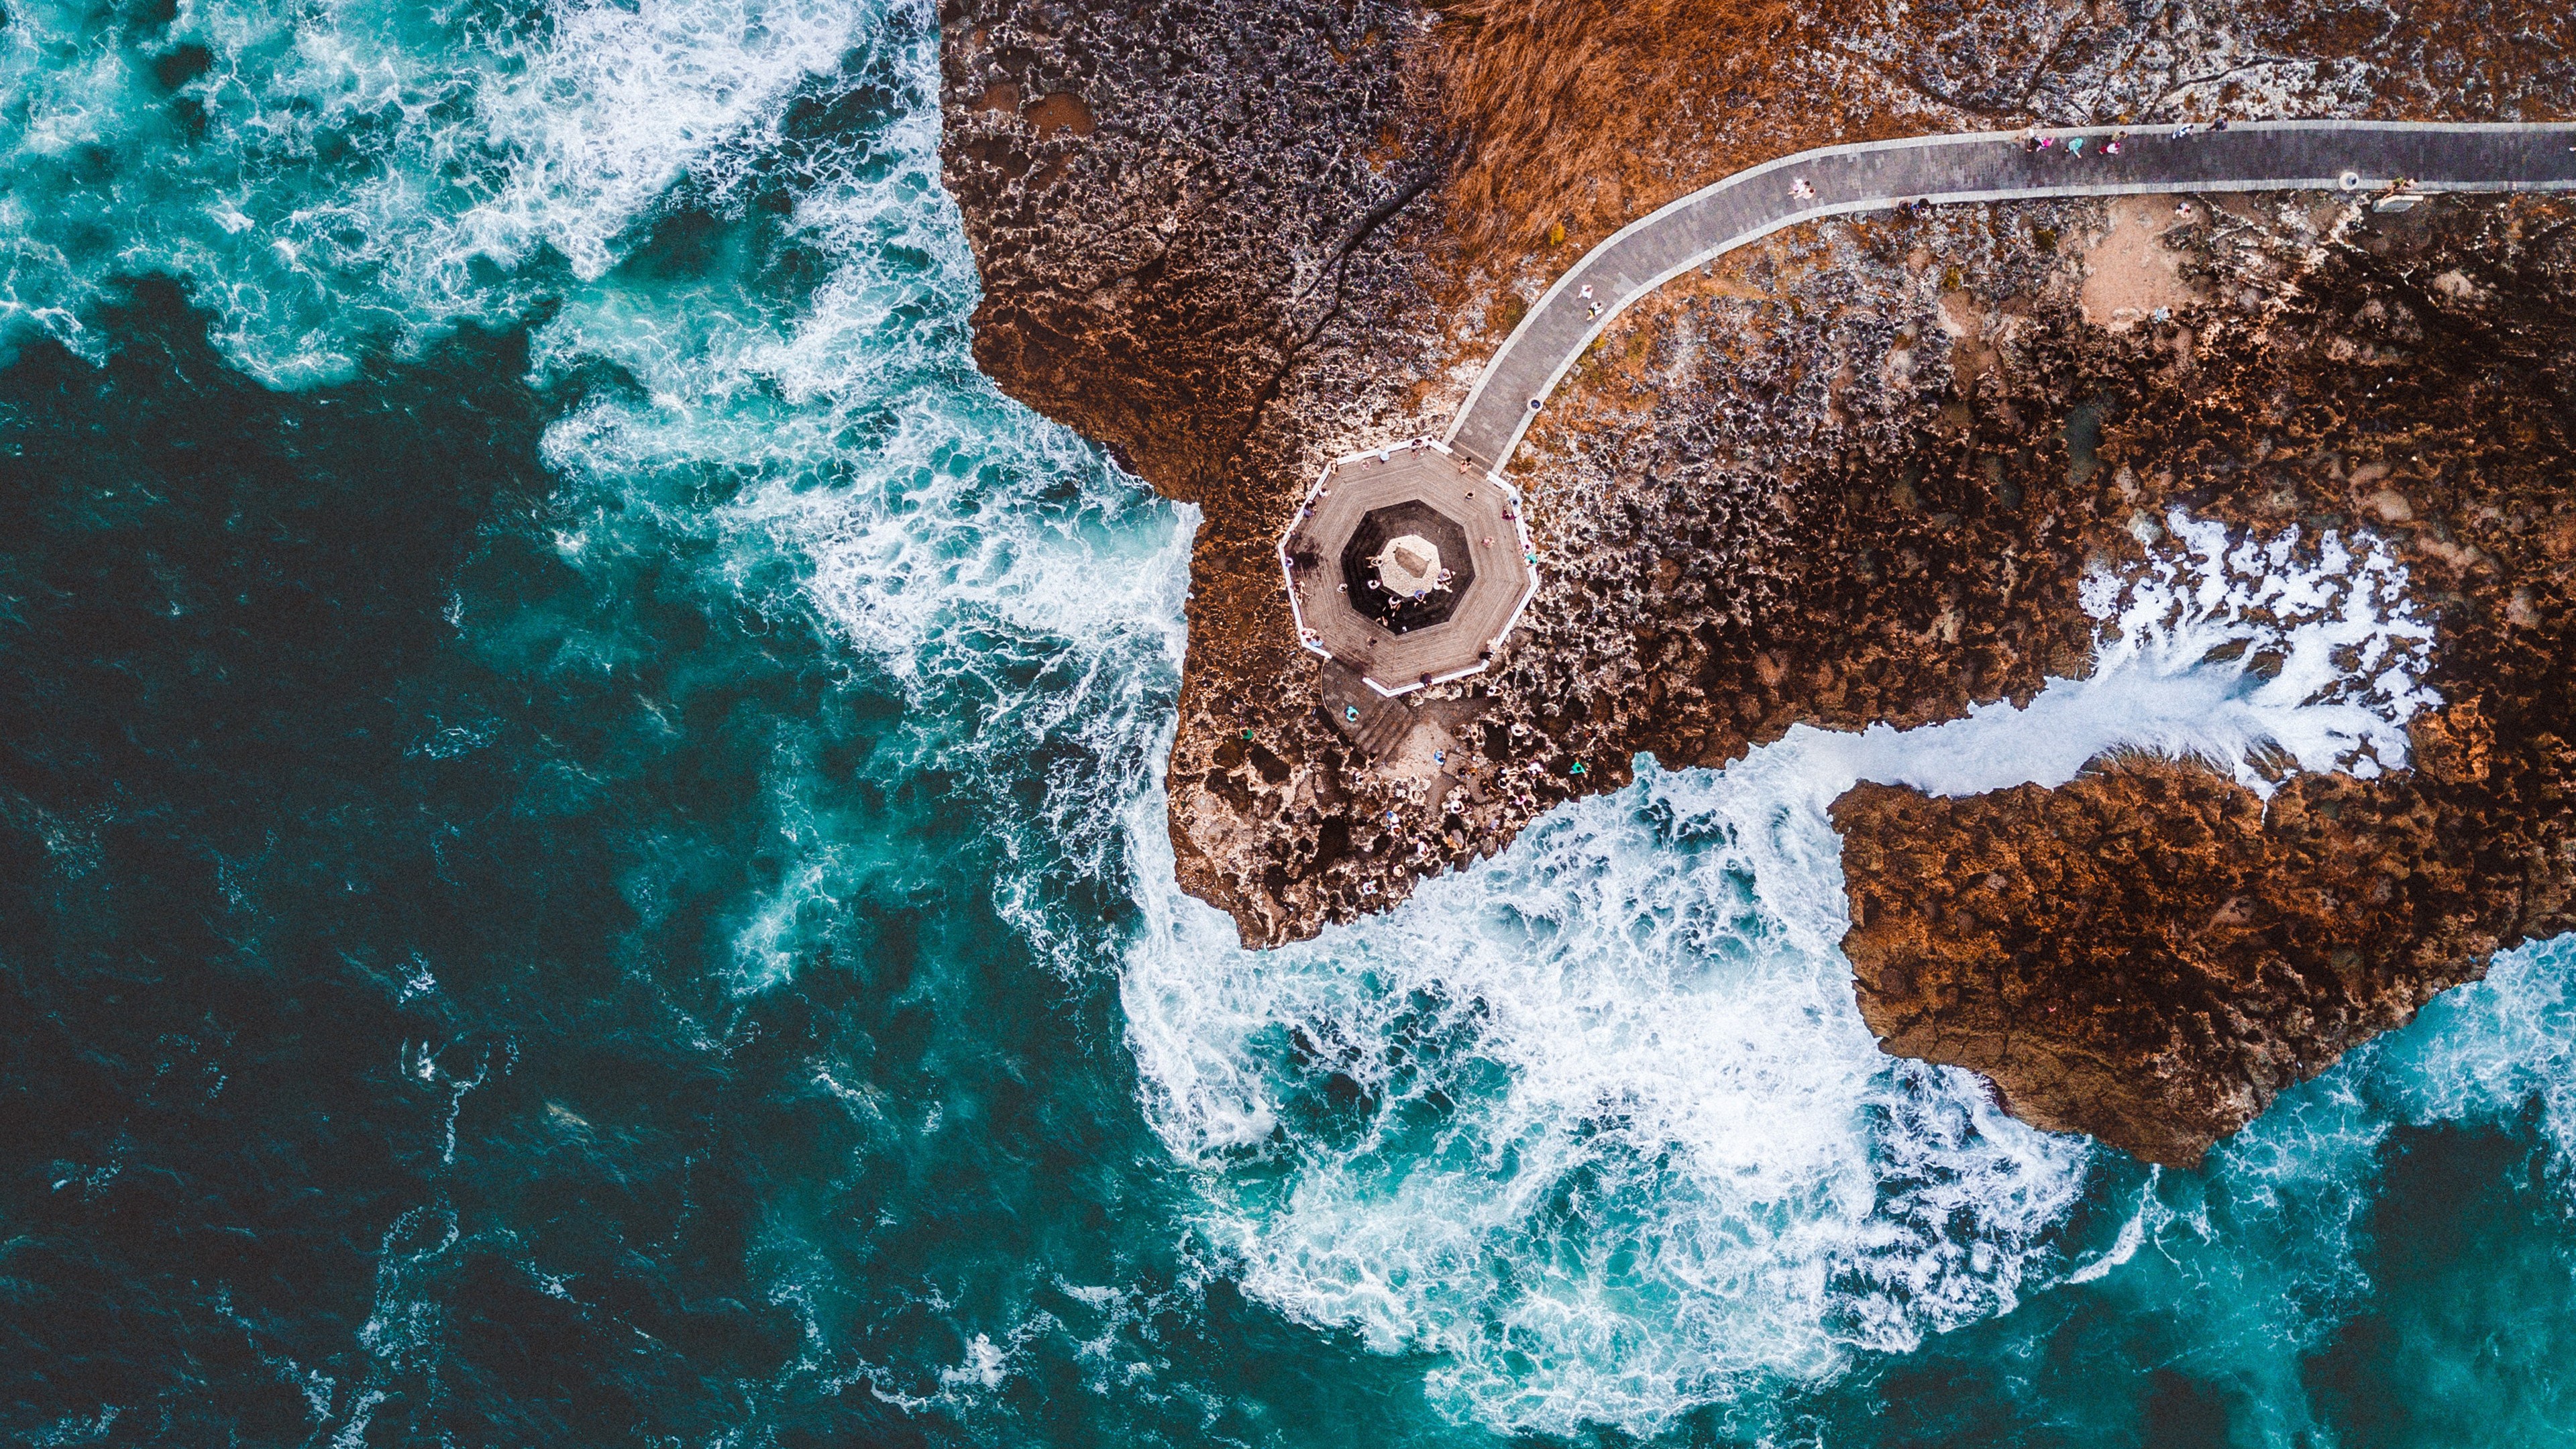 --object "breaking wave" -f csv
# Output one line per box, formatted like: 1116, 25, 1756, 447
1116, 503, 2475, 1436
3, 0, 869, 380
13, 0, 2576, 1436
